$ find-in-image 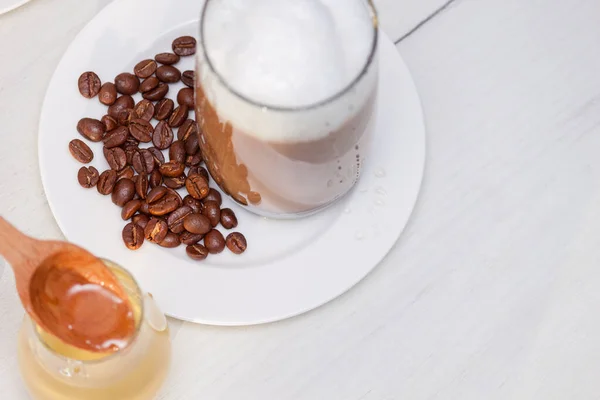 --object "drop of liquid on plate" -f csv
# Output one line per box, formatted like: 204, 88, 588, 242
327, 179, 334, 188
375, 186, 387, 196
374, 167, 386, 178
355, 231, 365, 240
